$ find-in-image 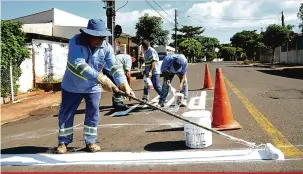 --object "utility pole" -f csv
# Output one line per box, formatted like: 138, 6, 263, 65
174, 9, 178, 53
281, 11, 285, 27
105, 0, 116, 51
